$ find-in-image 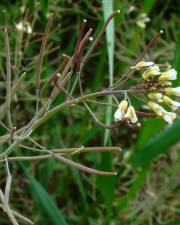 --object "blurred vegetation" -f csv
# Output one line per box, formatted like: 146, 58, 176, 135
0, 0, 179, 224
